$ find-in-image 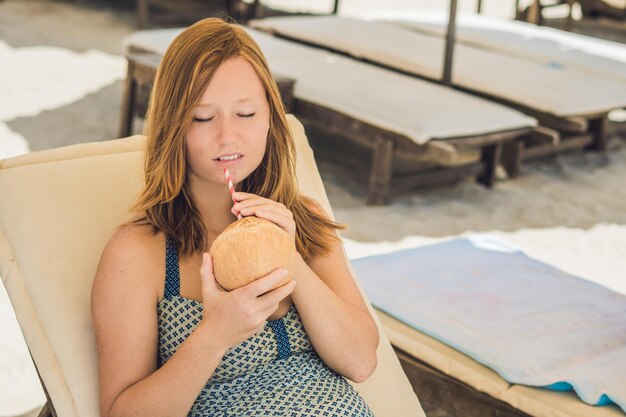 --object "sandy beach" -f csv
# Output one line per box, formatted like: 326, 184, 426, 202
1, 1, 625, 416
